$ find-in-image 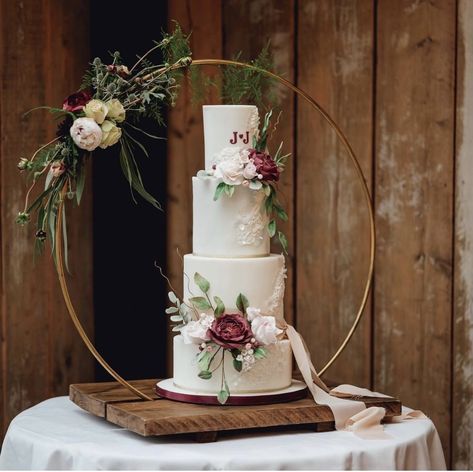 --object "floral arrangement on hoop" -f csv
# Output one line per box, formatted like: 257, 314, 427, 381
166, 272, 283, 404
197, 109, 290, 252
16, 23, 191, 262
